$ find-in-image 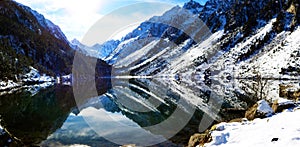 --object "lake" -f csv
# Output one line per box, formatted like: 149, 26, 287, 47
0, 77, 298, 146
